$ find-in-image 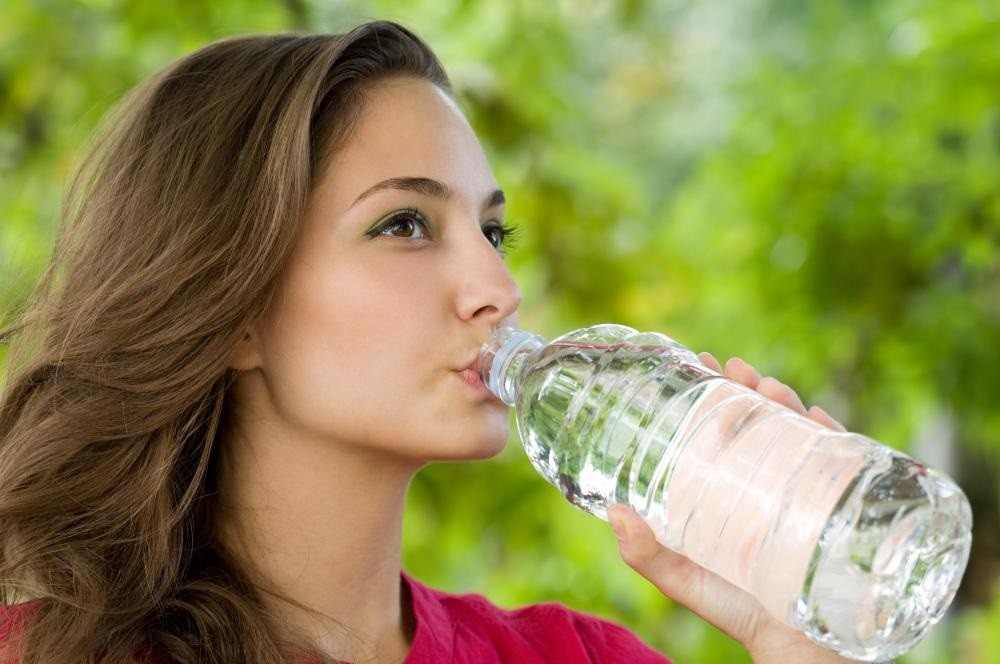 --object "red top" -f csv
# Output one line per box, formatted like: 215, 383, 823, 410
397, 572, 671, 663
0, 572, 672, 663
